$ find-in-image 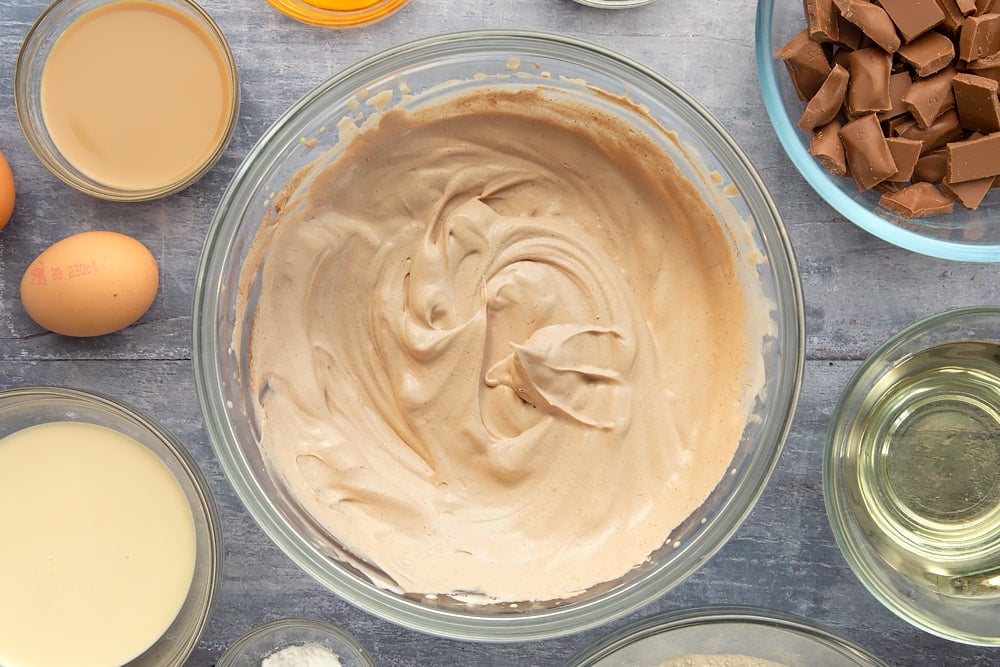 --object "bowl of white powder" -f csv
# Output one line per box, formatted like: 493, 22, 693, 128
217, 617, 374, 667
569, 607, 887, 666
194, 30, 805, 641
